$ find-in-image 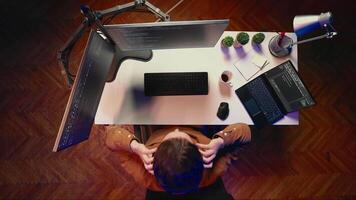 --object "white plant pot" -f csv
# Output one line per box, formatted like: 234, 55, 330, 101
233, 41, 242, 48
